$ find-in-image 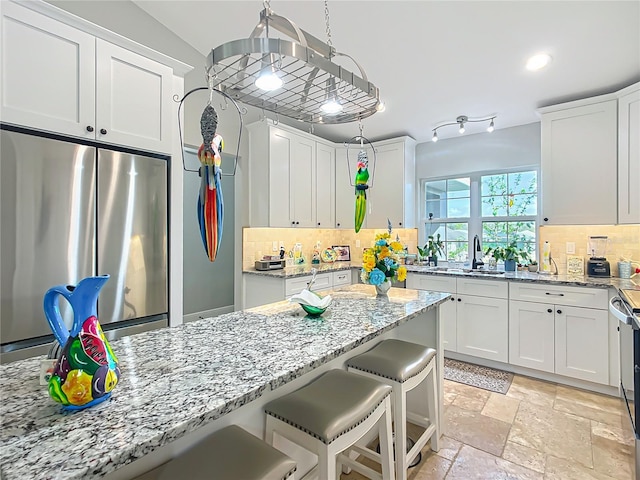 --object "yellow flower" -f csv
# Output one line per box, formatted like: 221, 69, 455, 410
390, 241, 403, 252
397, 266, 407, 282
378, 247, 390, 259
375, 233, 390, 241
363, 257, 376, 272
61, 369, 93, 406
